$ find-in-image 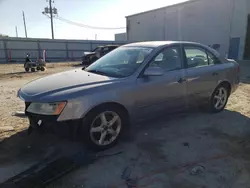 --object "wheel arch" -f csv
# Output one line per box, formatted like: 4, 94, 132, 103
210, 80, 232, 100
217, 80, 232, 94
82, 102, 130, 120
